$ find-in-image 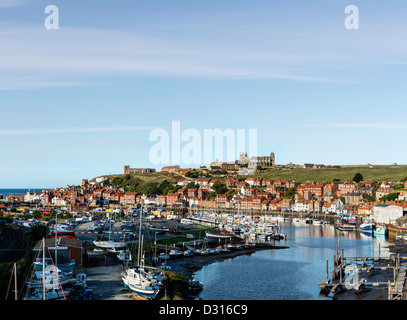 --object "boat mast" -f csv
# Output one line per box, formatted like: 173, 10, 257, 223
14, 263, 17, 300
138, 205, 143, 267
42, 238, 45, 300
55, 210, 58, 267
